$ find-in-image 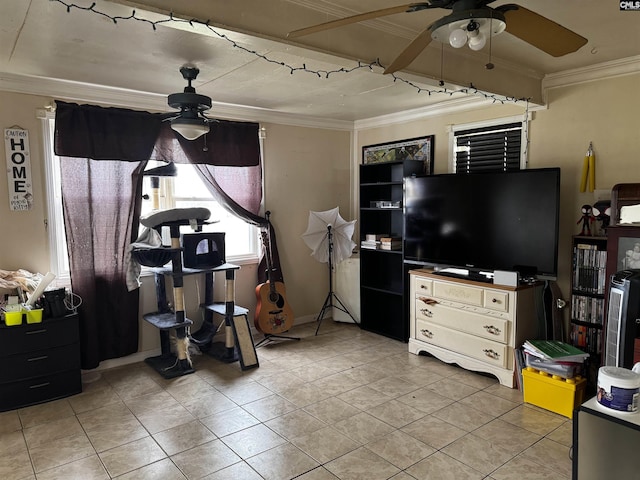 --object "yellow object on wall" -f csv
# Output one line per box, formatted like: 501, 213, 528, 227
579, 142, 595, 193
